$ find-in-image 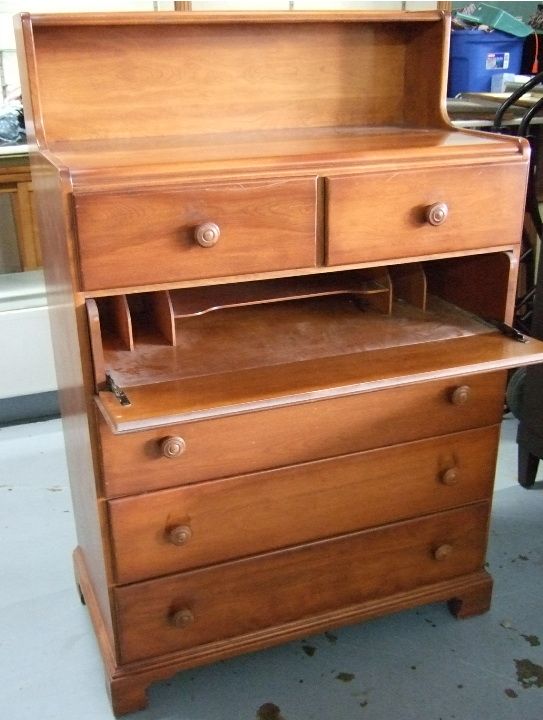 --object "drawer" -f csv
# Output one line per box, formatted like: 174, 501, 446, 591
109, 426, 499, 583
98, 371, 506, 497
114, 503, 489, 663
326, 163, 527, 266
73, 177, 317, 291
